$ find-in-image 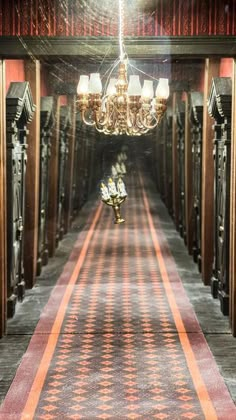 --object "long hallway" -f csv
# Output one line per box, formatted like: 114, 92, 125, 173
0, 169, 235, 420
